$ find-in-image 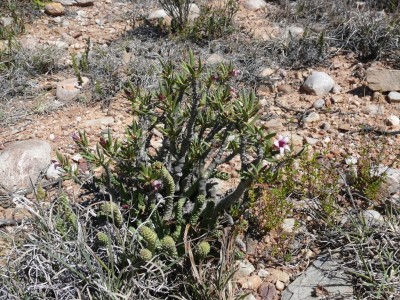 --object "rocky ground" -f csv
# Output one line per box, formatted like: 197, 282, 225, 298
1, 0, 400, 299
